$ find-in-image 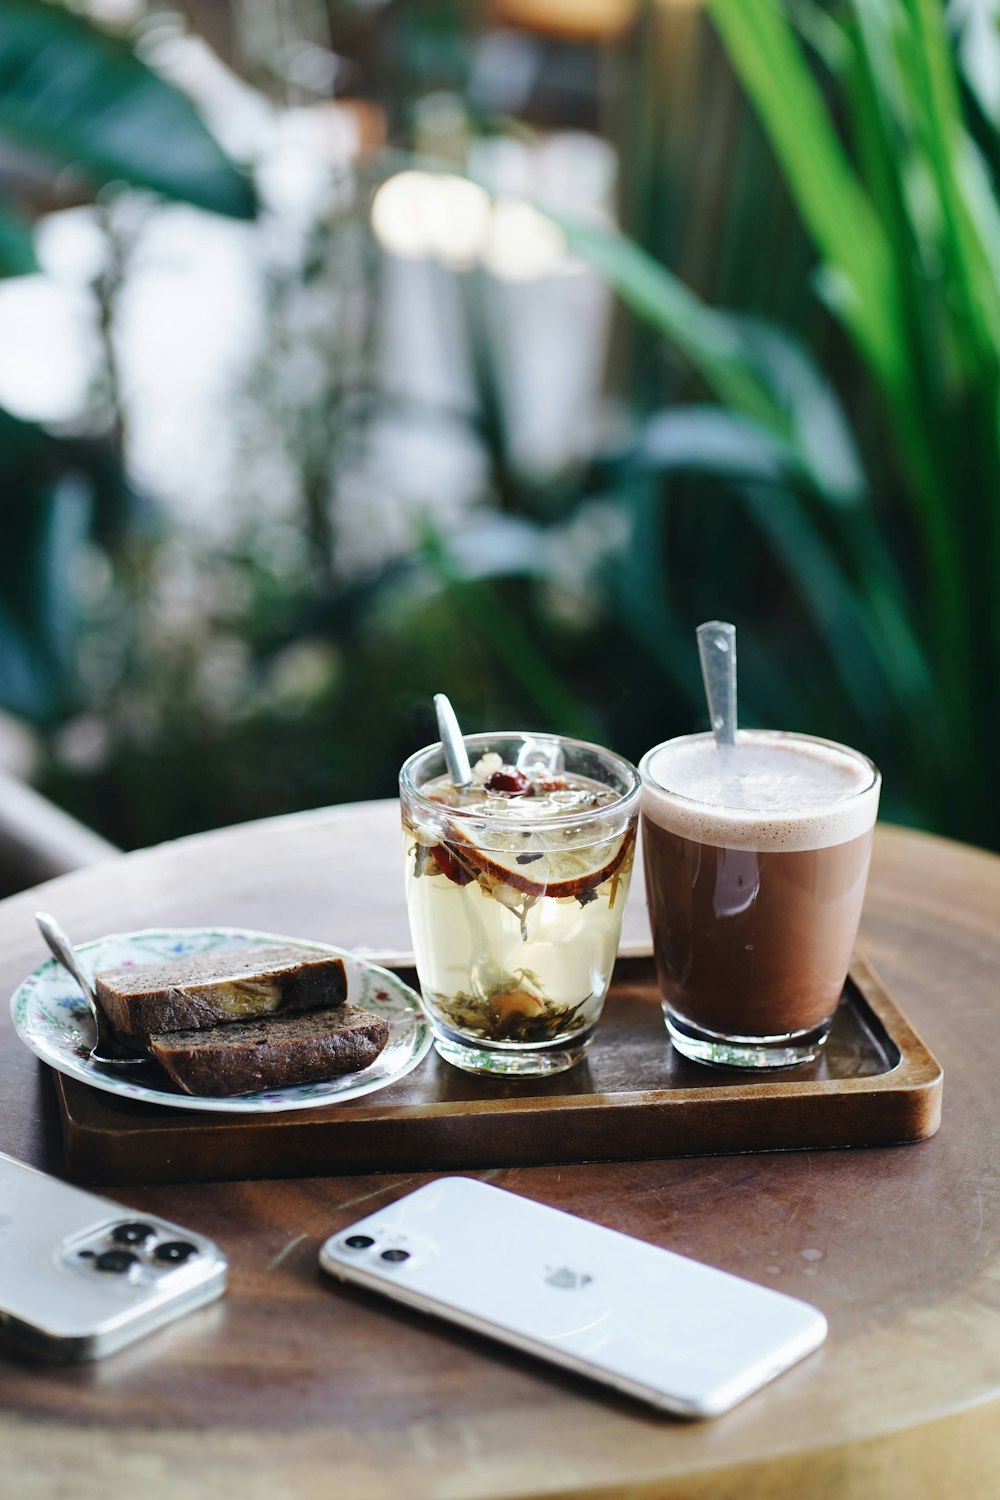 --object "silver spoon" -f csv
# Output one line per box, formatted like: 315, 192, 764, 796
434, 692, 473, 787
696, 620, 738, 747
35, 912, 151, 1071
